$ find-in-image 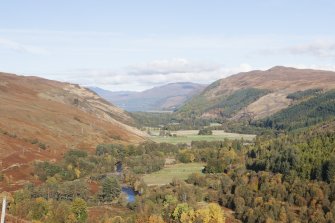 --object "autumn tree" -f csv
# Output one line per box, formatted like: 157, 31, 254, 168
71, 198, 88, 223
148, 215, 165, 223
173, 203, 192, 221
29, 197, 49, 220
